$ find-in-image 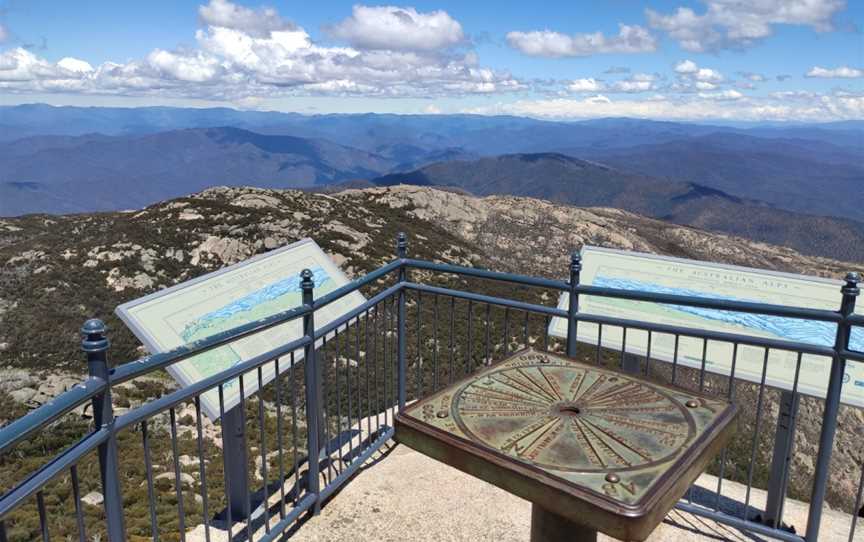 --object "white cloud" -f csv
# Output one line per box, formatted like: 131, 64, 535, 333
464, 92, 862, 122
198, 0, 294, 37
326, 5, 464, 51
647, 0, 846, 52
674, 60, 698, 74
57, 57, 94, 74
506, 24, 656, 57
698, 89, 743, 100
806, 65, 863, 78
568, 78, 604, 92
0, 1, 519, 100
695, 81, 717, 90
738, 71, 766, 82
695, 68, 723, 82
611, 73, 658, 93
